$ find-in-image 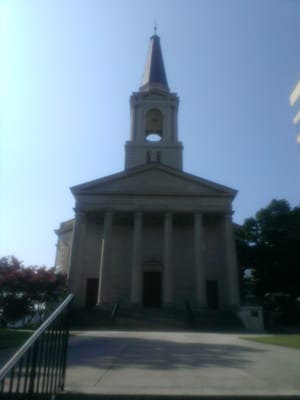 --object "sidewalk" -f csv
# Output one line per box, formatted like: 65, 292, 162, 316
0, 347, 18, 369
65, 330, 300, 396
